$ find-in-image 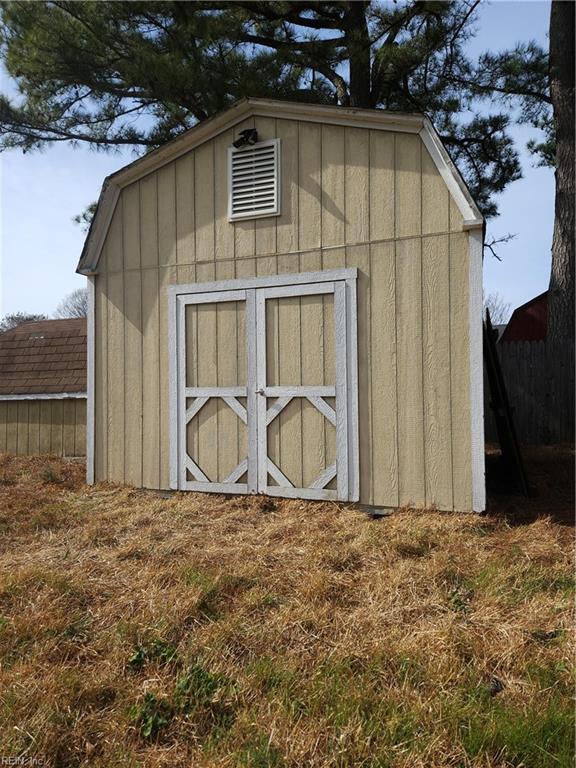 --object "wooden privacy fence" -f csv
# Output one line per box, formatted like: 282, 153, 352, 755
484, 340, 575, 444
